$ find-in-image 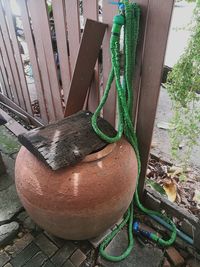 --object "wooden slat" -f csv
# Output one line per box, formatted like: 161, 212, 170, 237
65, 0, 81, 73
52, 0, 71, 103
4, 0, 33, 115
0, 1, 26, 109
83, 0, 100, 112
18, 111, 116, 170
27, 0, 56, 122
102, 2, 118, 127
35, 0, 63, 120
136, 0, 174, 197
18, 0, 48, 123
0, 67, 6, 95
0, 29, 18, 103
0, 93, 44, 127
64, 19, 107, 117
0, 49, 12, 98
